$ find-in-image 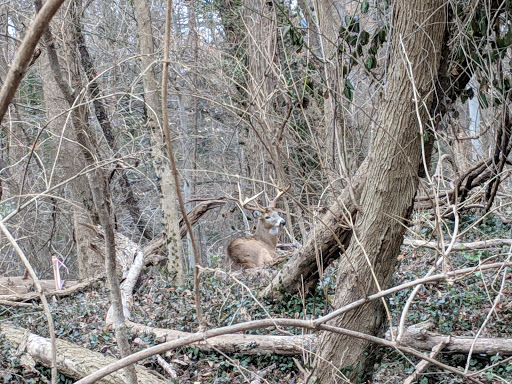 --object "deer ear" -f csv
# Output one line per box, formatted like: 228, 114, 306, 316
252, 210, 262, 219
